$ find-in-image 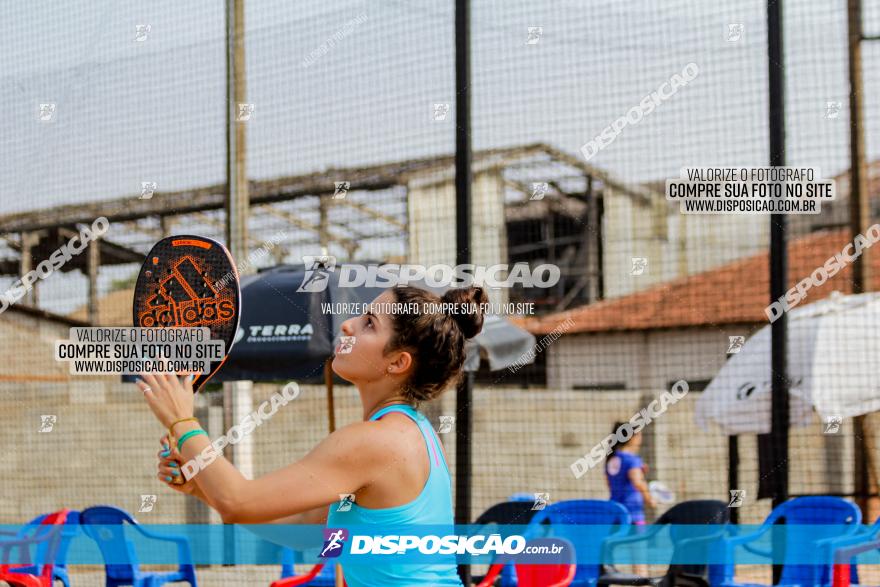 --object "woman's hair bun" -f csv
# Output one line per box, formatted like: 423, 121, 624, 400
440, 286, 488, 339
